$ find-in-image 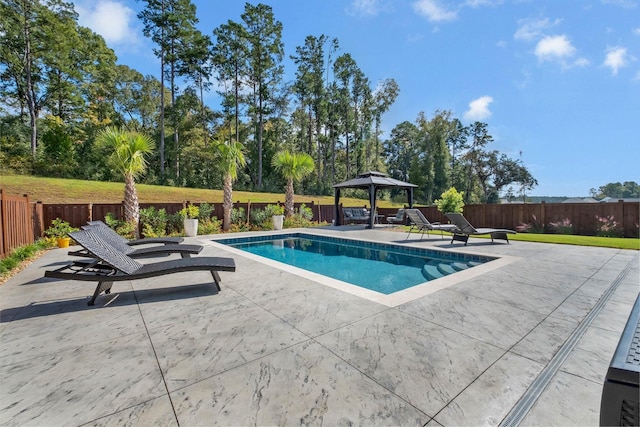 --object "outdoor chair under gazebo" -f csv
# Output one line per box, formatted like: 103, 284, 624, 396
333, 171, 417, 229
